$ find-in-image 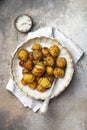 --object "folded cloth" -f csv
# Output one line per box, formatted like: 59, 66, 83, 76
6, 27, 83, 112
